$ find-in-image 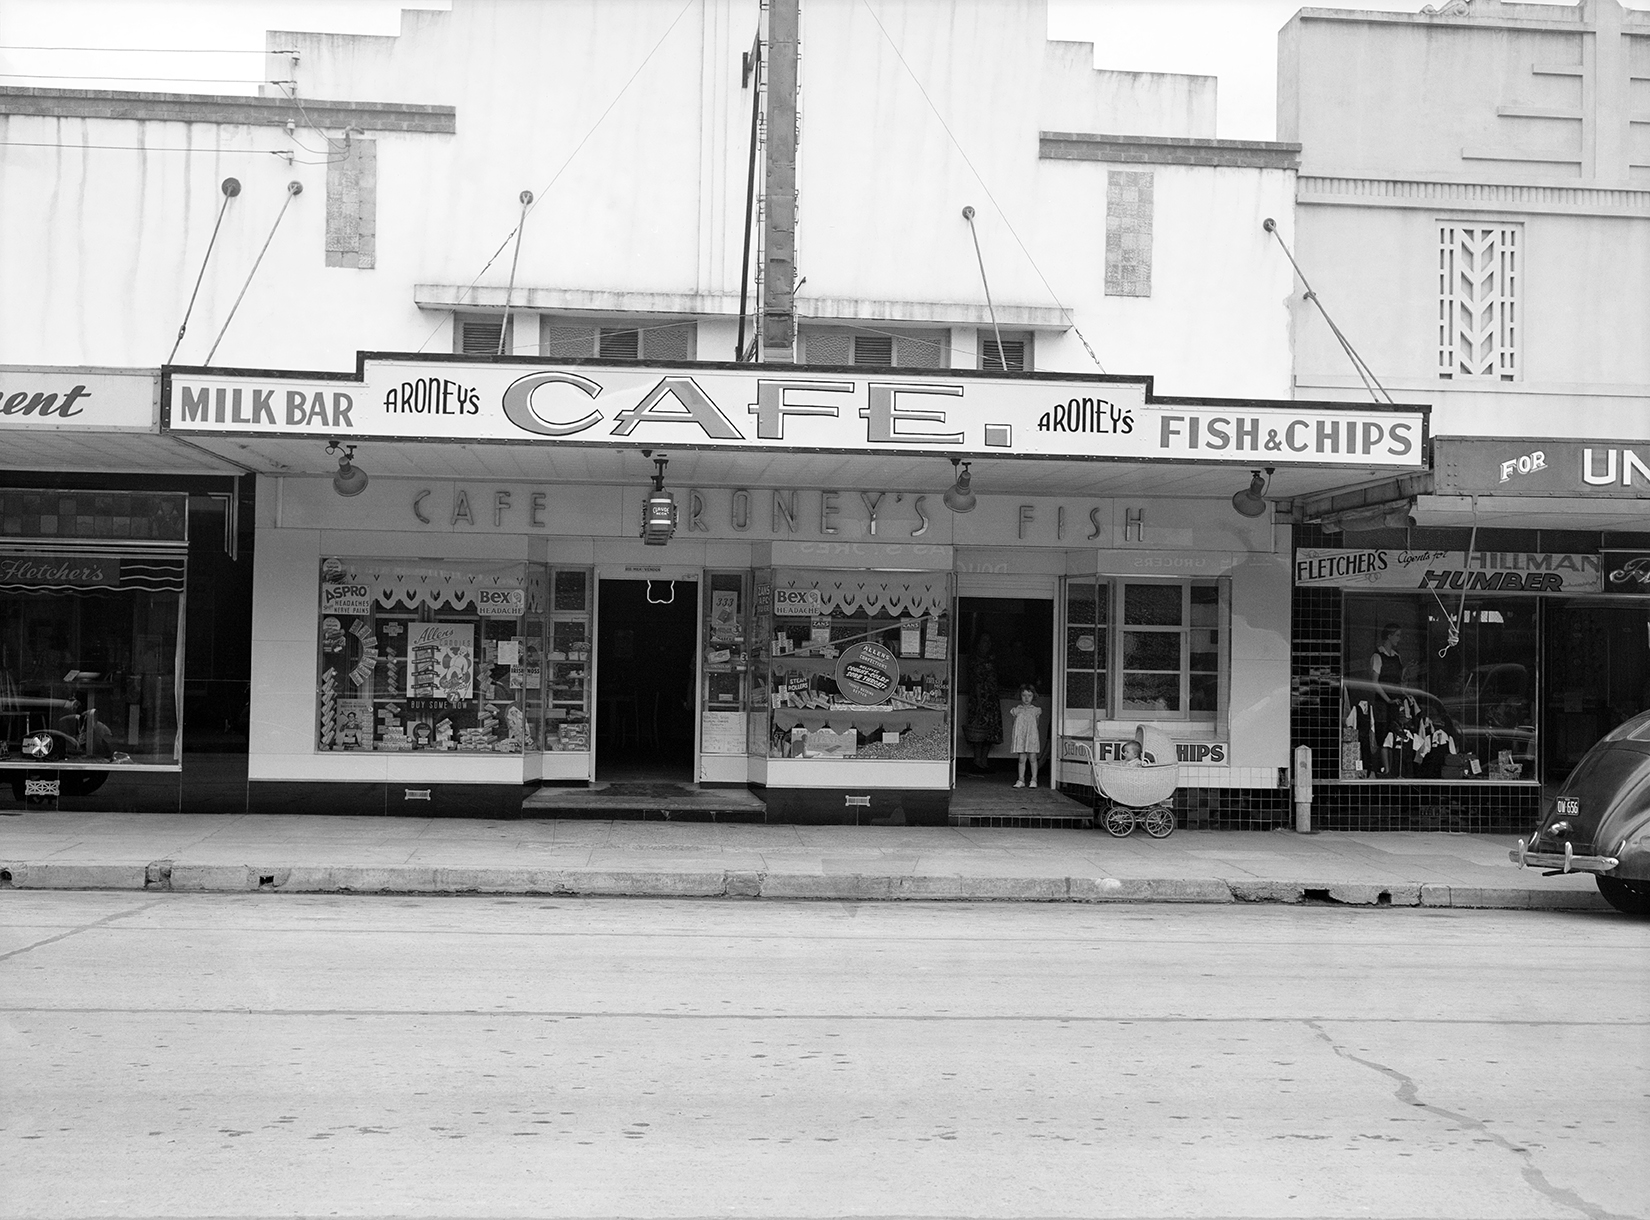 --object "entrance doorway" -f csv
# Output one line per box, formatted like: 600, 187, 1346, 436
1543, 601, 1650, 784
955, 595, 1054, 782
596, 579, 698, 782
